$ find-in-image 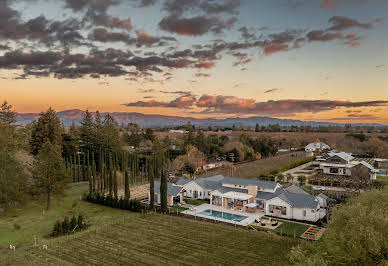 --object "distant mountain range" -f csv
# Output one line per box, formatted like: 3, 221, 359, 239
16, 109, 387, 127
